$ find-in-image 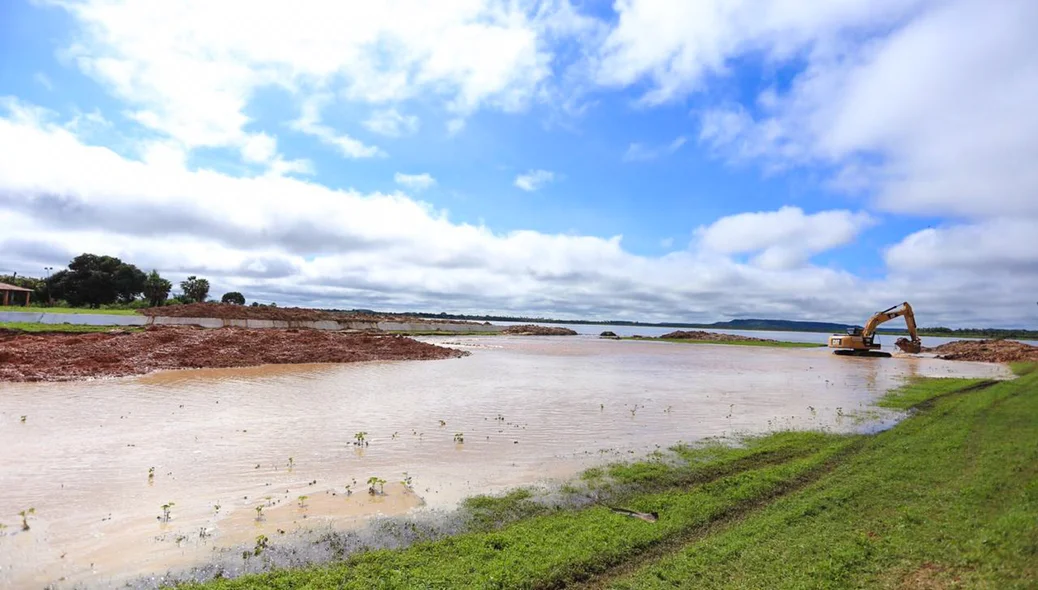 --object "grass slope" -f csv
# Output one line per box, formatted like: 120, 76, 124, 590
606, 370, 1038, 589
180, 370, 1036, 589
0, 305, 140, 315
